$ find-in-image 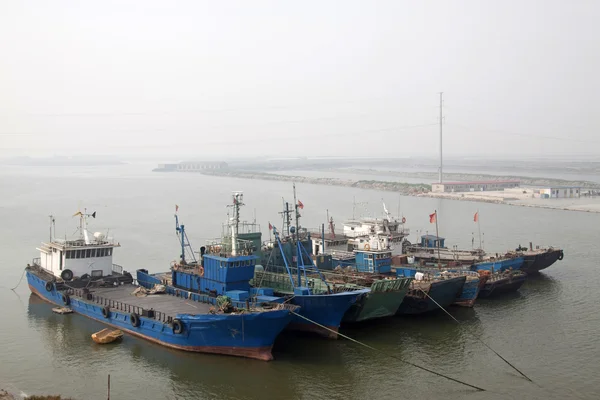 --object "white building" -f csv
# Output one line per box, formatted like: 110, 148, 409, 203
431, 180, 520, 193
537, 187, 581, 199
